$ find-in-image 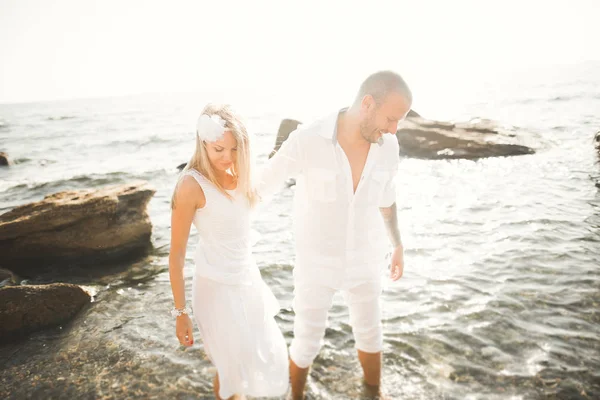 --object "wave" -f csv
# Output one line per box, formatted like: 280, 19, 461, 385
513, 92, 600, 106
47, 115, 76, 121
105, 134, 176, 148
0, 171, 159, 195
7, 157, 58, 166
